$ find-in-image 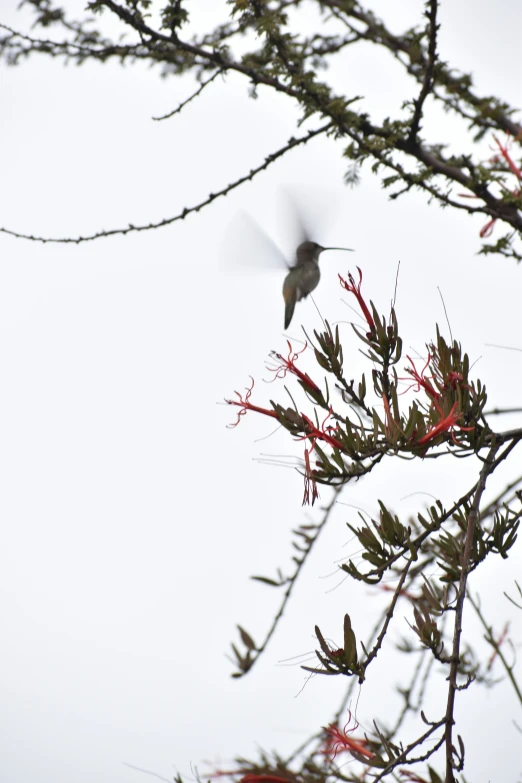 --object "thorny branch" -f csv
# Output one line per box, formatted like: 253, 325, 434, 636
358, 558, 413, 675
1, 0, 521, 253
152, 68, 223, 121
0, 122, 333, 243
